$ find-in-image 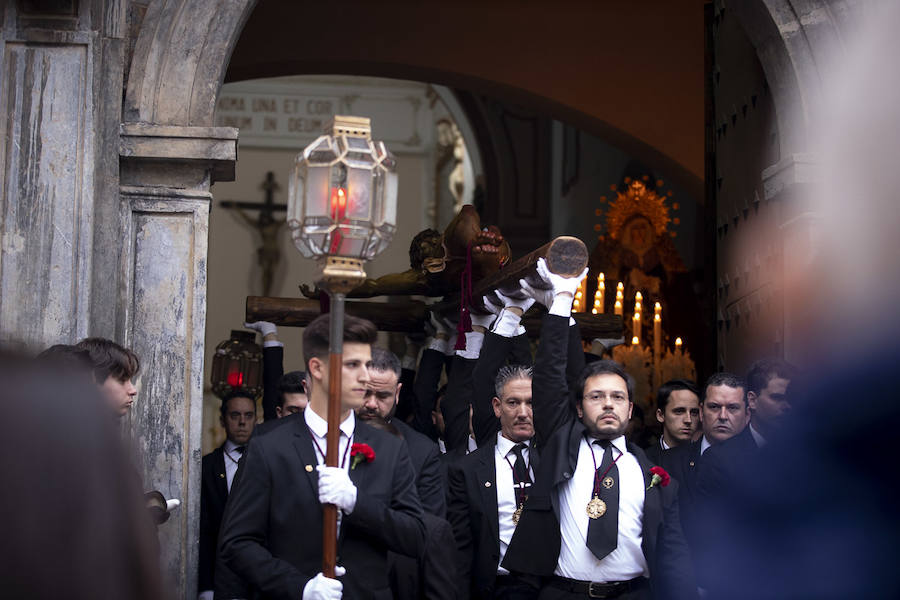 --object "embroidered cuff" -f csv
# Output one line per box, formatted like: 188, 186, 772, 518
490, 308, 522, 337
455, 331, 484, 359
